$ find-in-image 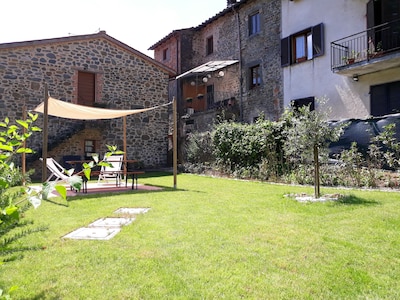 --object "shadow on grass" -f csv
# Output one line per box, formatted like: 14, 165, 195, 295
140, 171, 172, 179
20, 291, 56, 300
66, 185, 186, 202
335, 194, 379, 206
